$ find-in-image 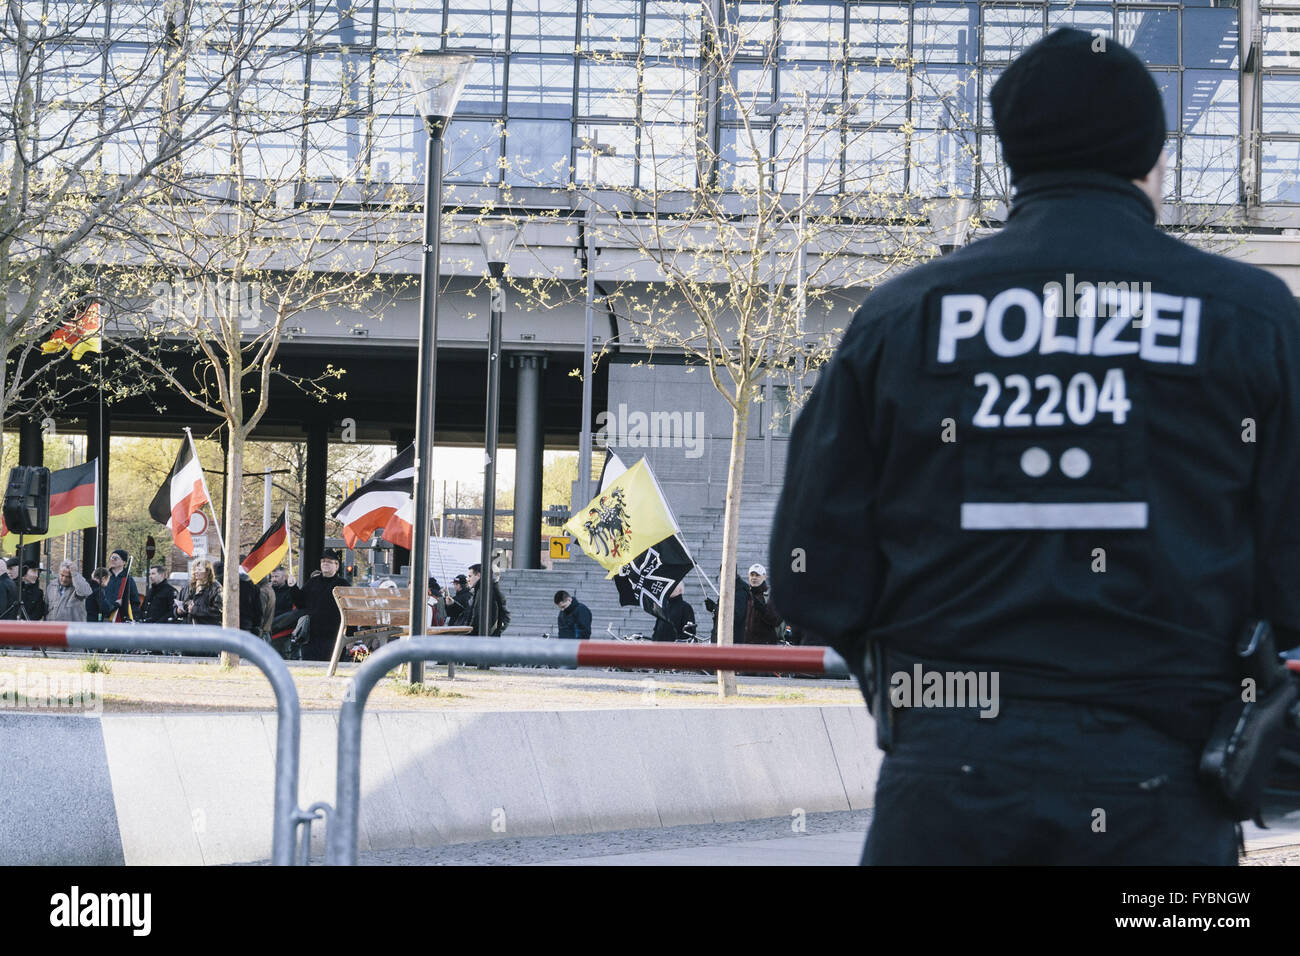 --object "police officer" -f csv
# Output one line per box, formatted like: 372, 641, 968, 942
771, 28, 1300, 865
